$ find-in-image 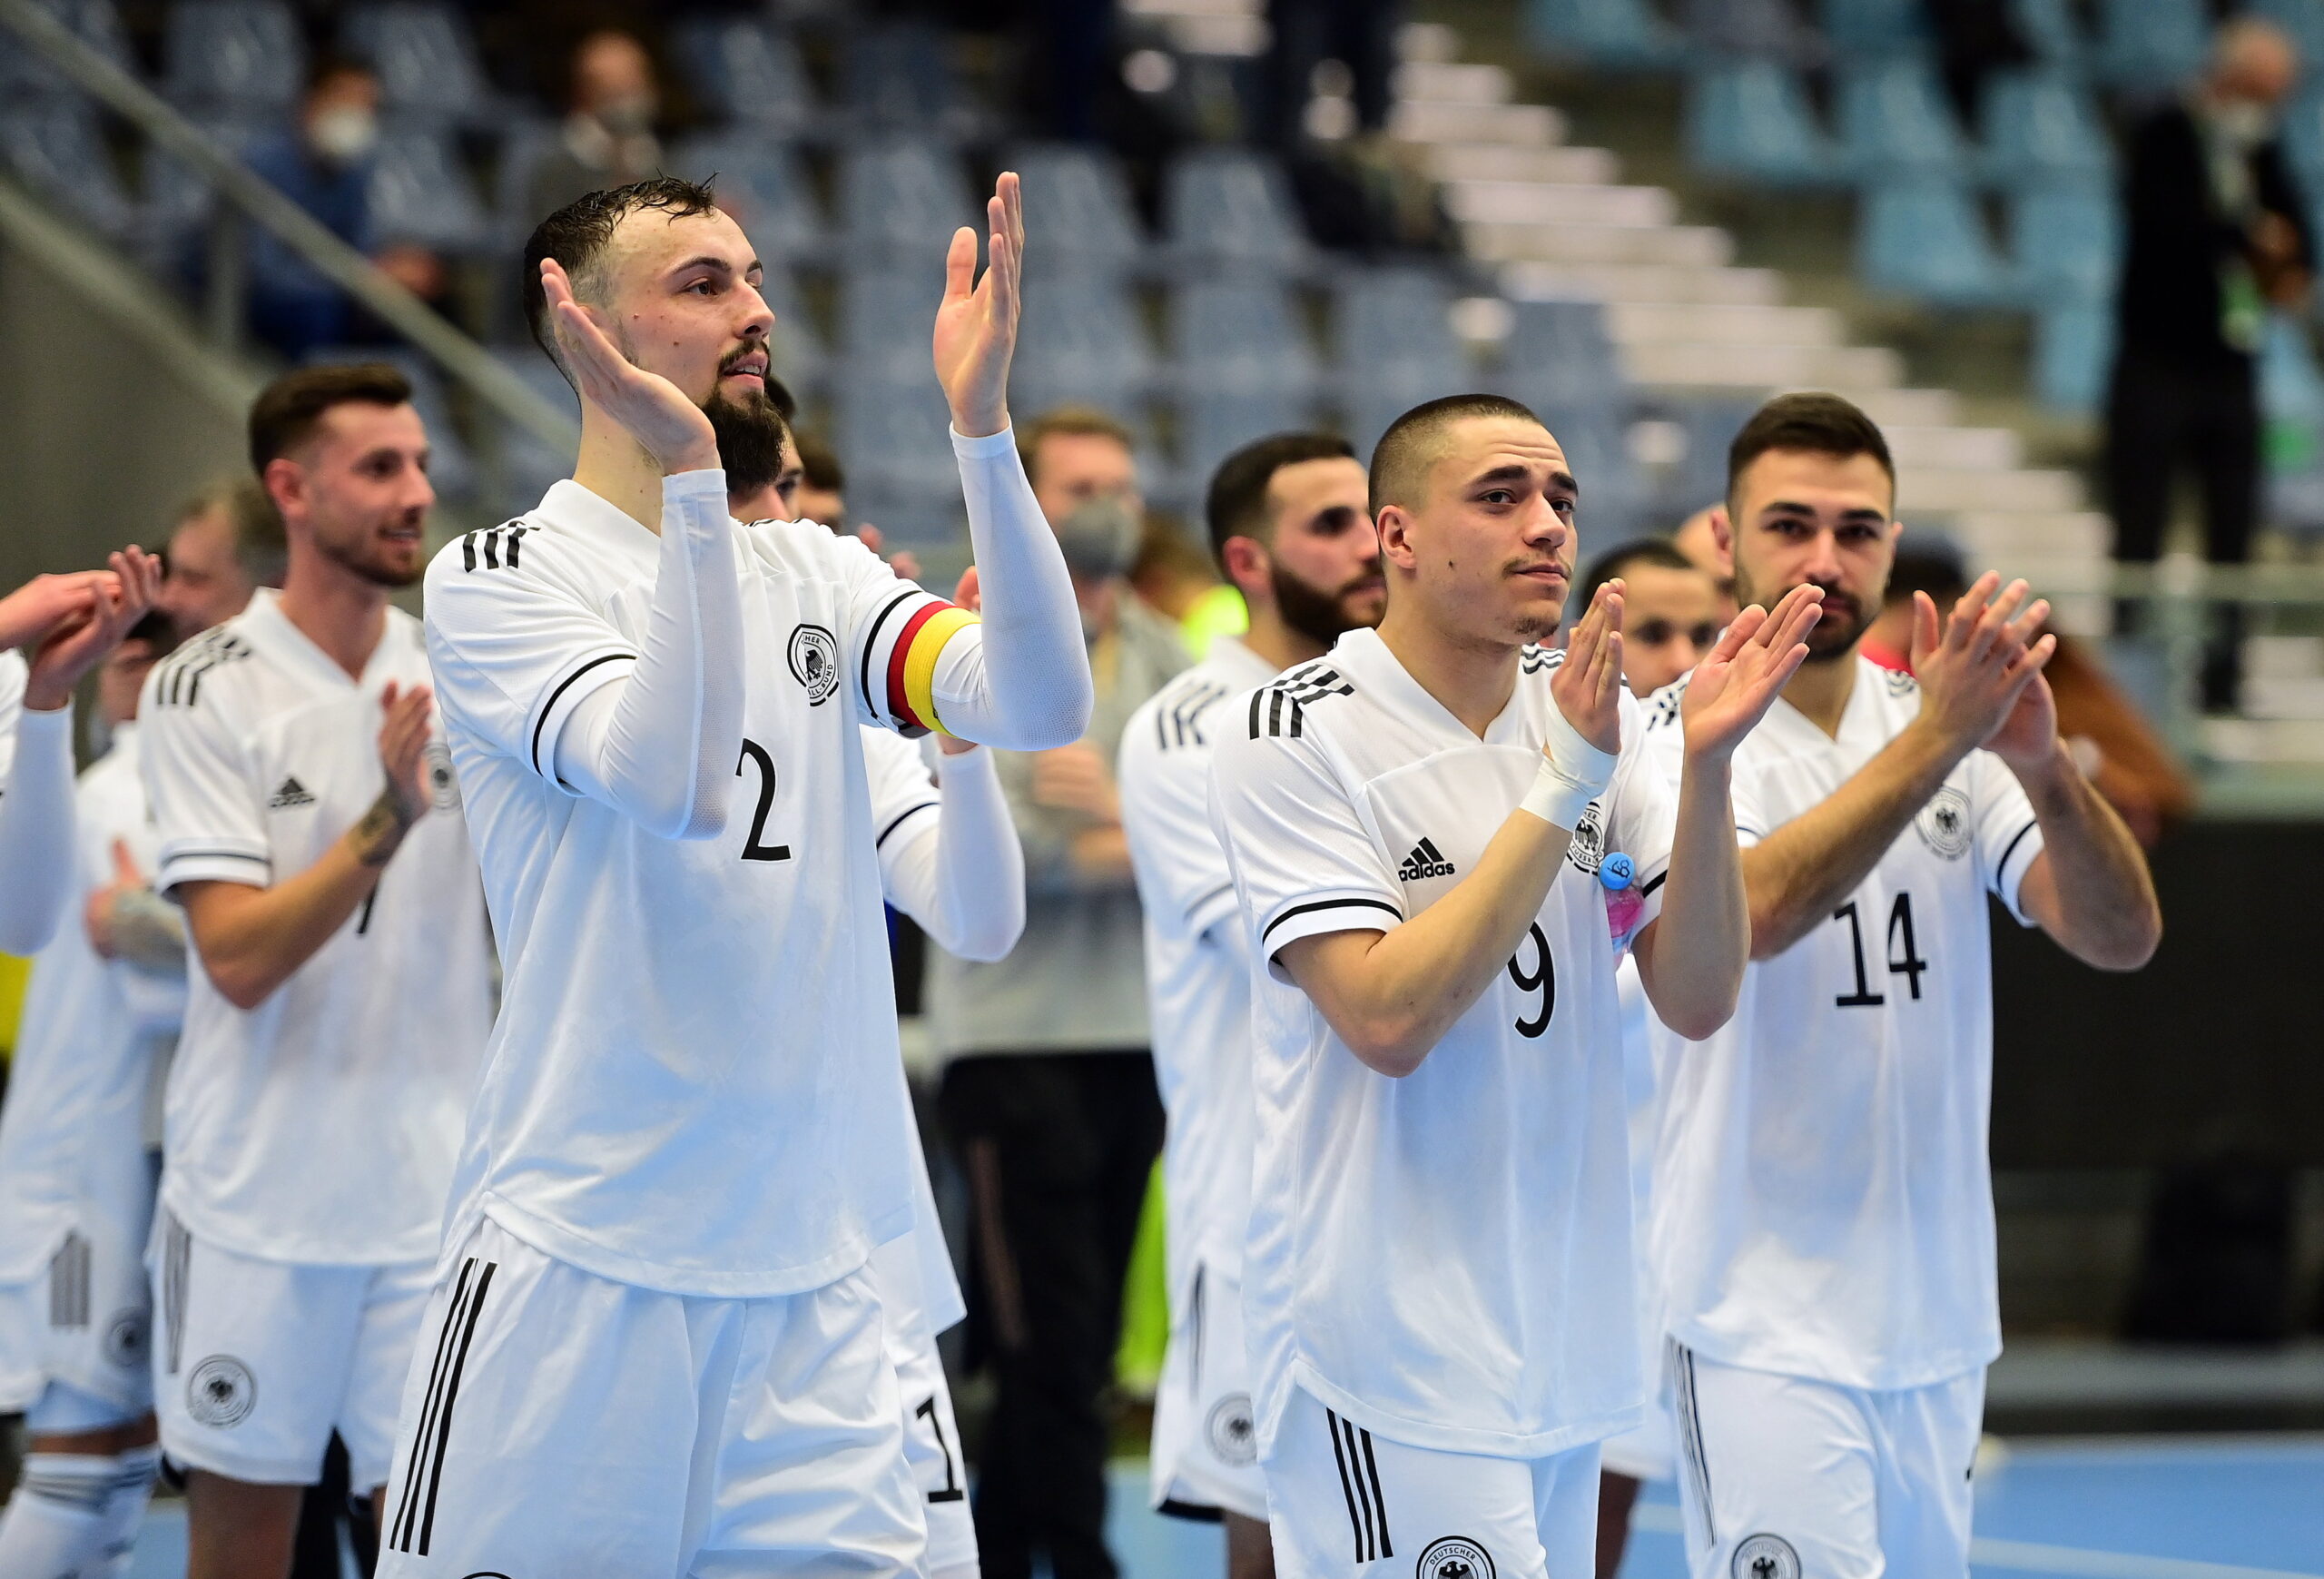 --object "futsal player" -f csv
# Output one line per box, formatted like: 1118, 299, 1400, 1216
1208, 395, 1821, 1579
1642, 393, 2161, 1579
1117, 432, 1384, 1579
0, 557, 162, 953
139, 364, 495, 1579
0, 614, 178, 1579
380, 173, 1088, 1575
